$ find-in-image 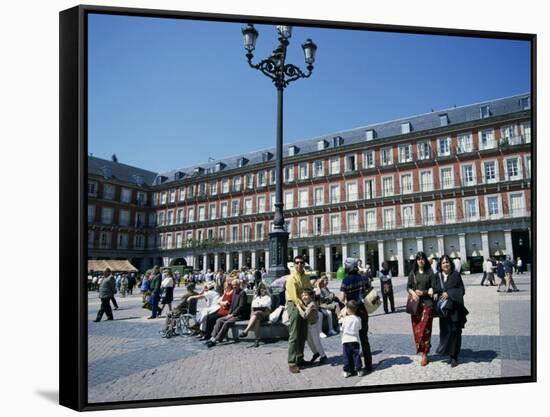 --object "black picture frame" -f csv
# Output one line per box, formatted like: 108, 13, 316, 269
60, 4, 536, 411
